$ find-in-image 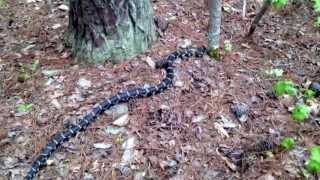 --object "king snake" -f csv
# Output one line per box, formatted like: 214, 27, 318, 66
25, 47, 207, 179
